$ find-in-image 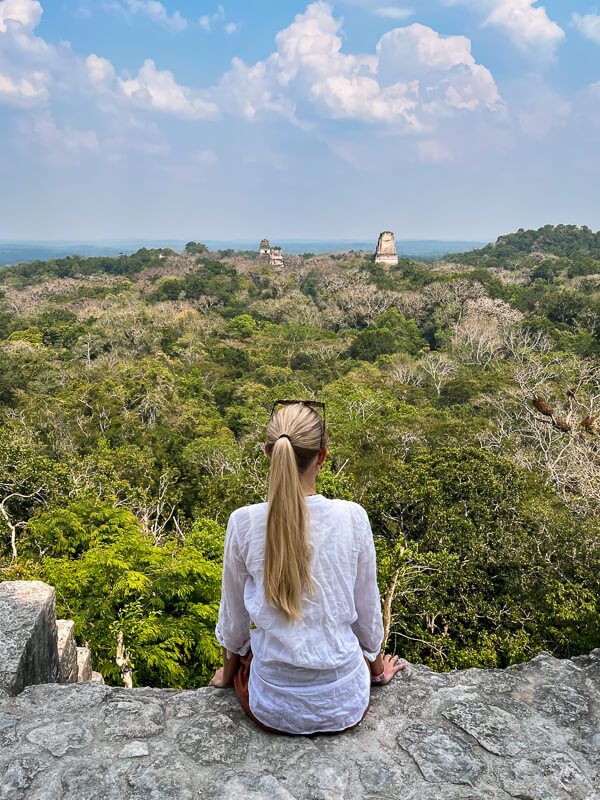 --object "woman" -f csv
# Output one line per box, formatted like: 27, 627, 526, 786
209, 400, 404, 735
